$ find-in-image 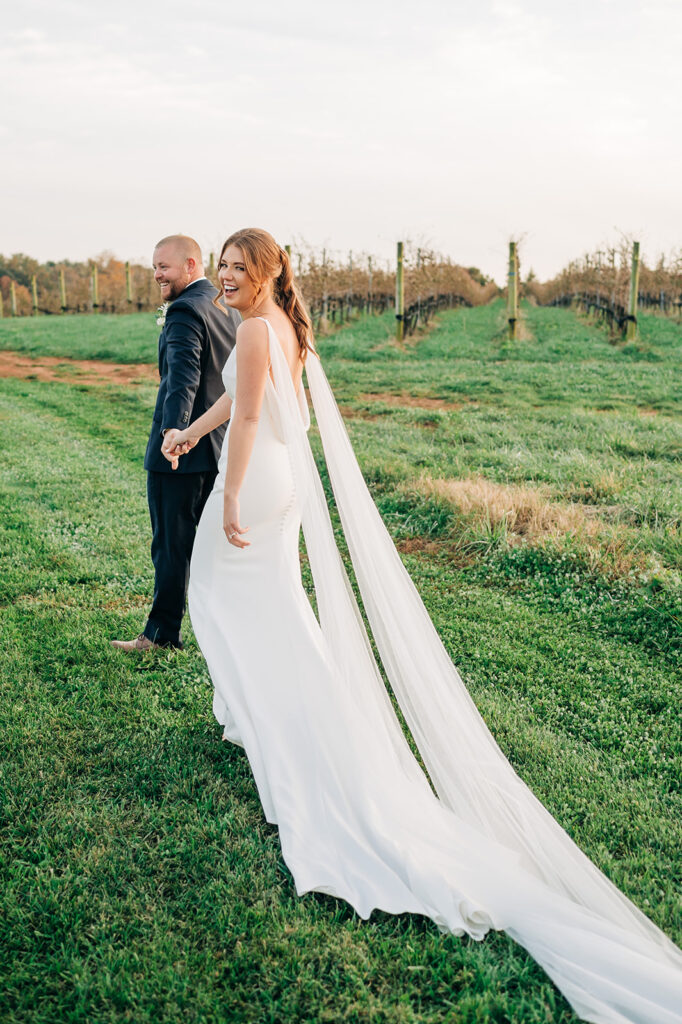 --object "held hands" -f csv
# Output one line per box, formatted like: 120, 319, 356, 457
223, 493, 249, 548
161, 428, 200, 470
